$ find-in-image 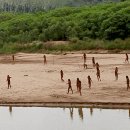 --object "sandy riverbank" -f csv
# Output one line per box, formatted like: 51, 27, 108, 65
0, 52, 130, 107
